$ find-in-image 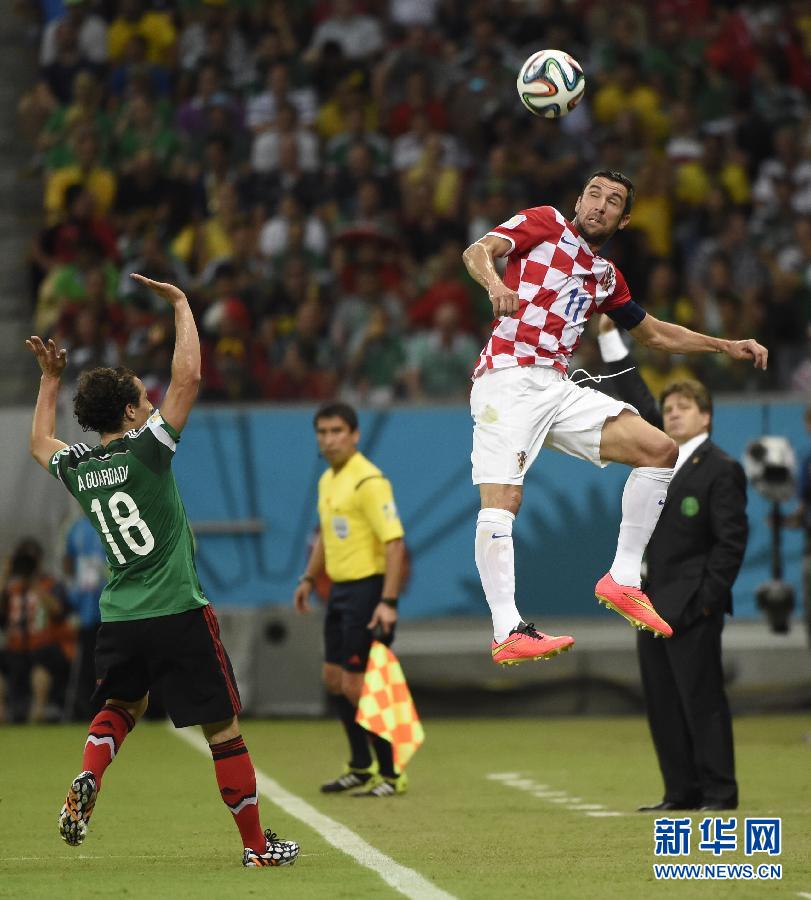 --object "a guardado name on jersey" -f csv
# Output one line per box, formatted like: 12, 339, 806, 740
77, 466, 129, 492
